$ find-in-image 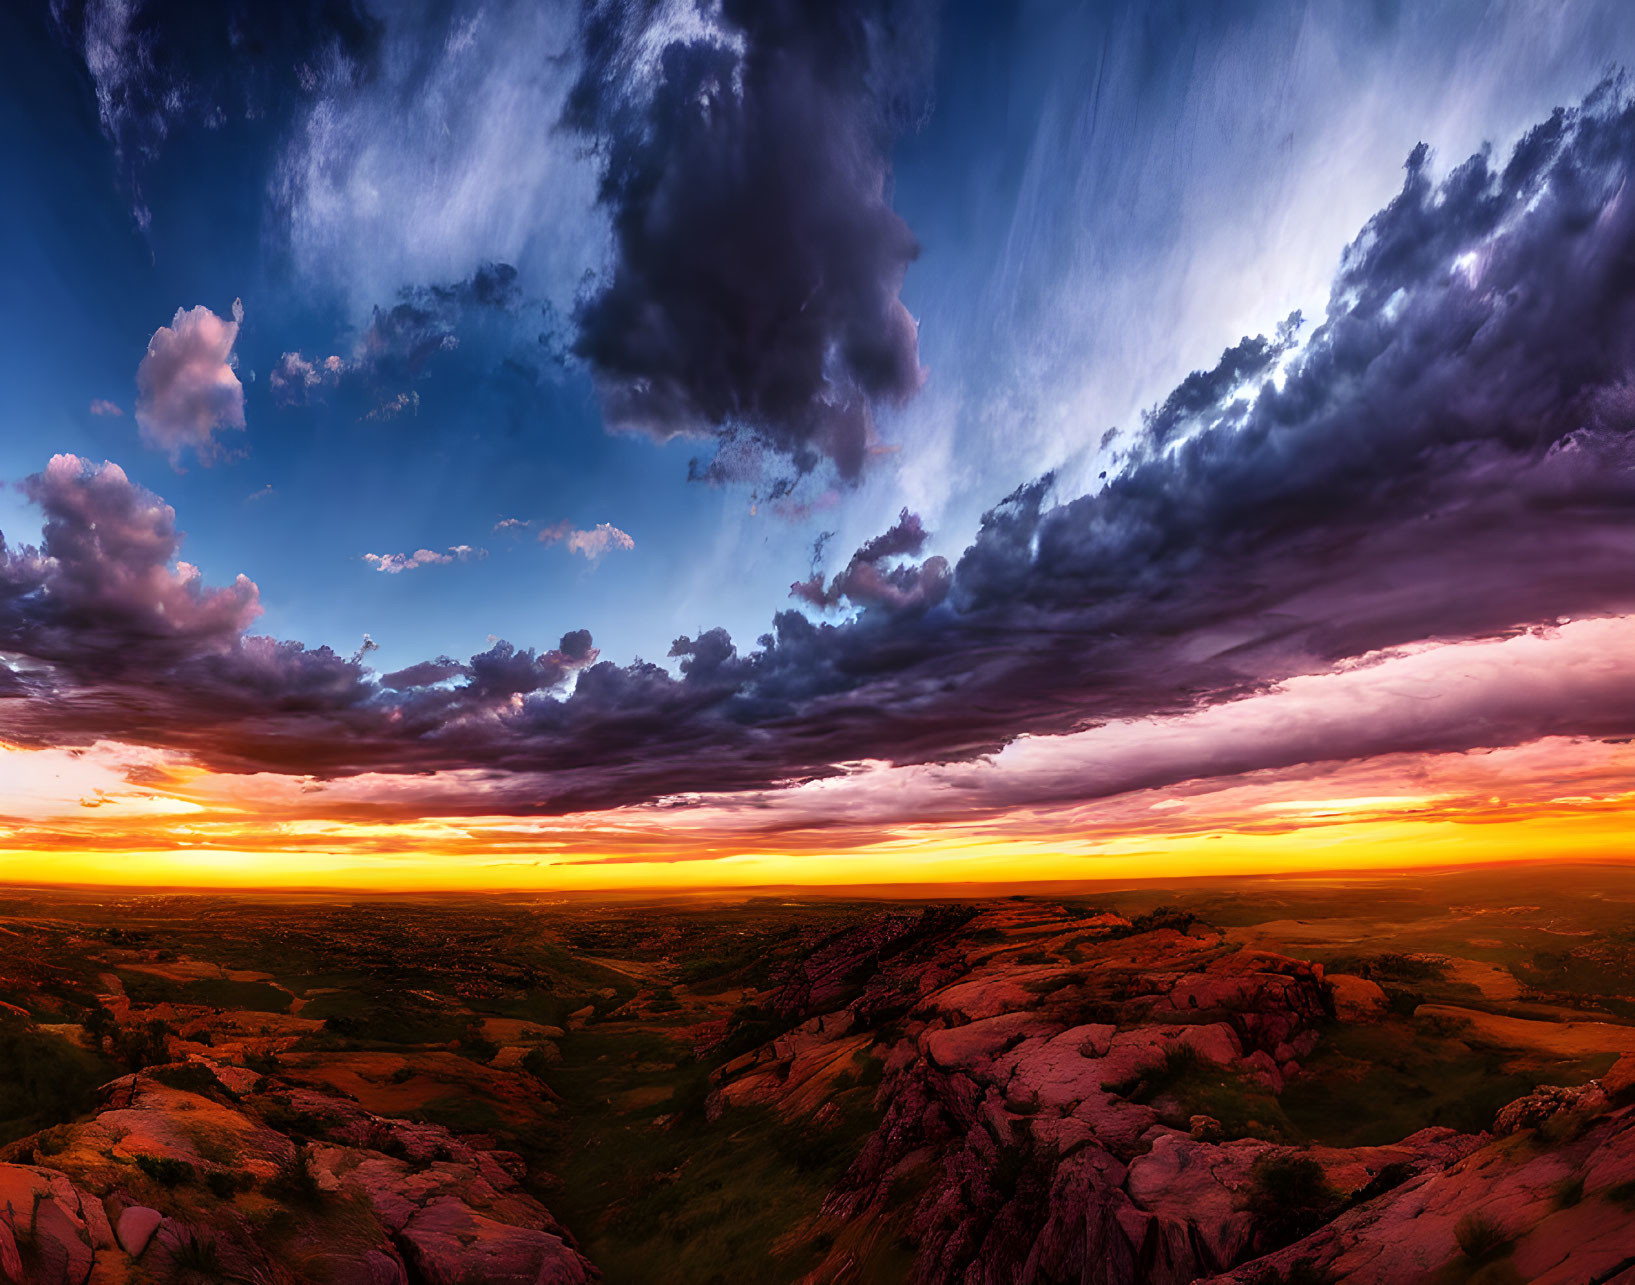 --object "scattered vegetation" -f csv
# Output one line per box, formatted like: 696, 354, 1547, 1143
1107, 906, 1197, 939
264, 1147, 324, 1207
521, 1047, 557, 1080
1605, 1178, 1635, 1209
1281, 1020, 1606, 1146
1453, 1212, 1511, 1262
1244, 1153, 1341, 1251
1110, 1041, 1206, 1101
167, 1229, 225, 1281
186, 978, 292, 1013
90, 1014, 177, 1072
0, 1018, 113, 1146
150, 1061, 229, 1096
135, 1153, 196, 1187
1326, 953, 1449, 984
